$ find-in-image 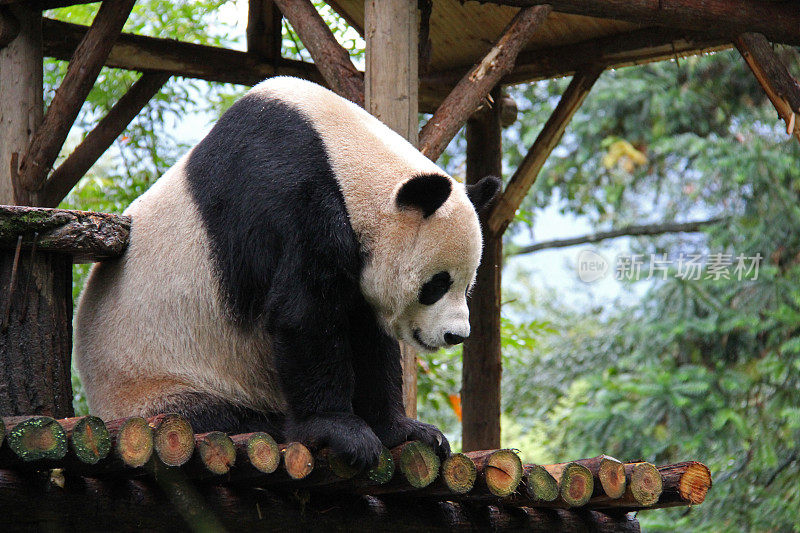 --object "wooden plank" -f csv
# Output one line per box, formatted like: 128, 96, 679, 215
476, 0, 800, 47
462, 86, 503, 452
42, 17, 324, 88
273, 0, 363, 106
0, 5, 41, 206
16, 0, 134, 204
42, 72, 170, 208
364, 0, 419, 417
735, 33, 800, 143
418, 5, 551, 161
0, 205, 131, 261
487, 66, 602, 236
